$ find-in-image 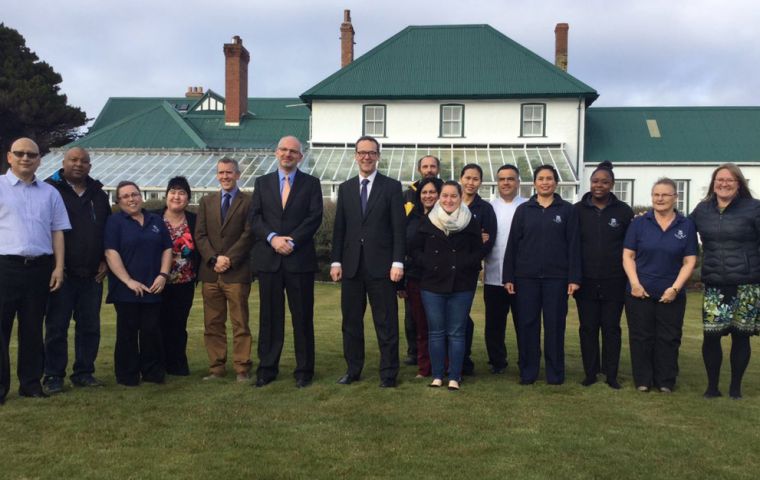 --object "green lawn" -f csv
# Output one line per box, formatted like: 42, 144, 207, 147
1, 284, 758, 479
